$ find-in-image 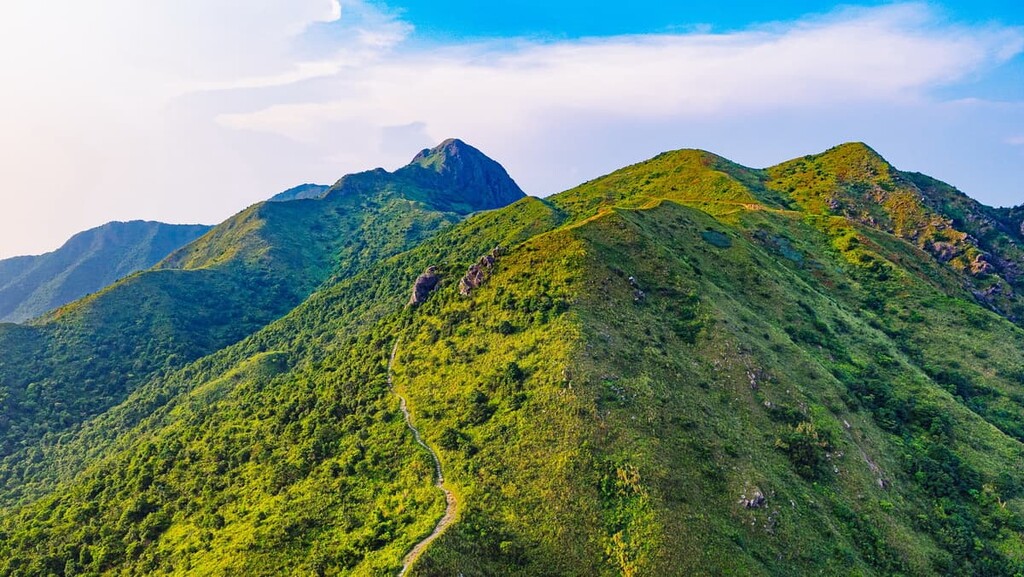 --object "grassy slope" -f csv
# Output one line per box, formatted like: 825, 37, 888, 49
406, 154, 1024, 575
768, 143, 1024, 323
4, 145, 1024, 576
0, 198, 562, 576
0, 175, 469, 508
